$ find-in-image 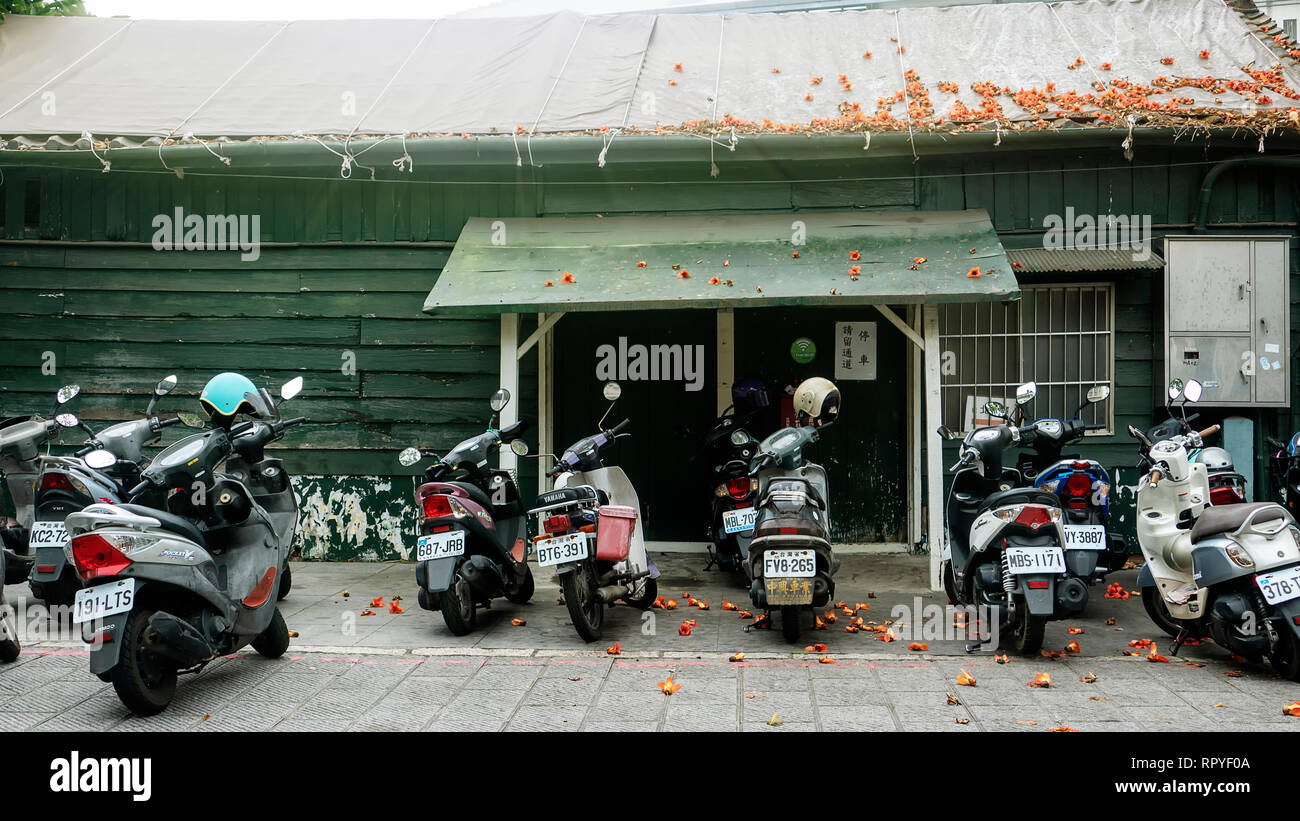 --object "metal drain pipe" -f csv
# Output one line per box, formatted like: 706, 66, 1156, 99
1194, 156, 1300, 232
